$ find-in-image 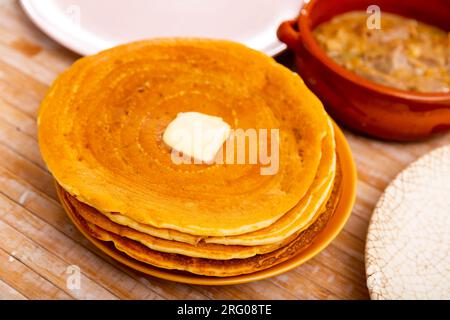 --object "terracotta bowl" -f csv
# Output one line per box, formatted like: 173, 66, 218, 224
278, 0, 450, 141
